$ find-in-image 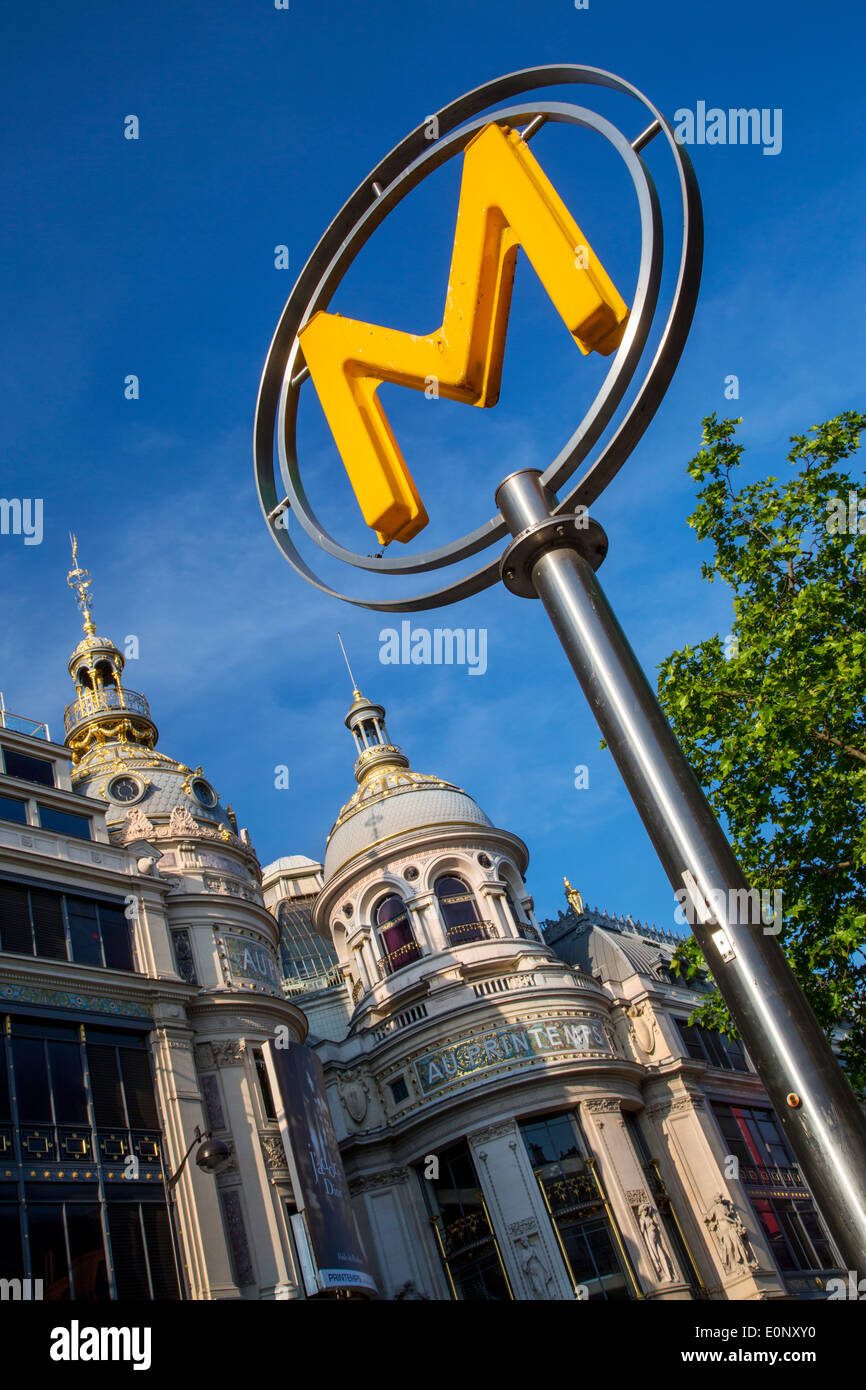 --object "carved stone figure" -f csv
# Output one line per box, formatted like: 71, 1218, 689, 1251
513, 1234, 555, 1299
627, 1003, 657, 1056
637, 1202, 676, 1281
704, 1193, 759, 1272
